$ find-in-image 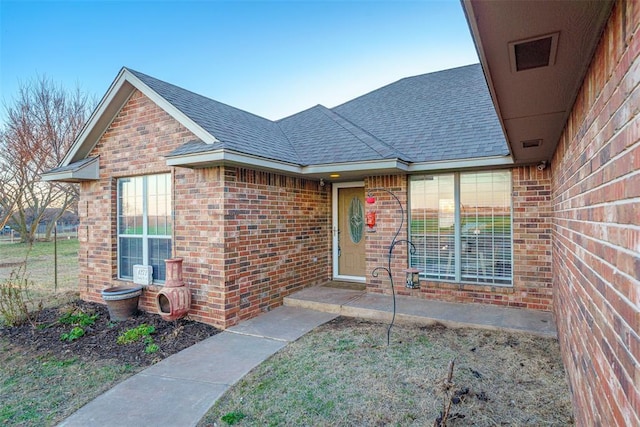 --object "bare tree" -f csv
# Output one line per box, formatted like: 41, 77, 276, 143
0, 76, 92, 242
